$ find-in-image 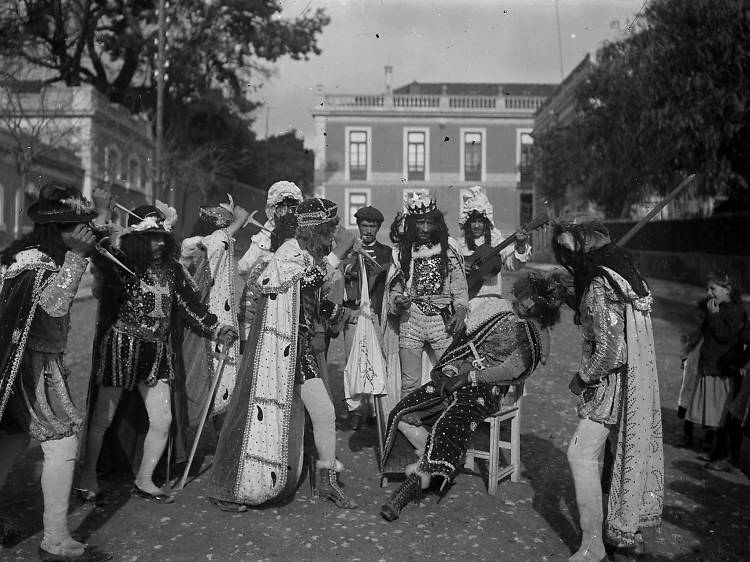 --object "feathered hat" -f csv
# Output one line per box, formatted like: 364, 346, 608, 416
27, 182, 98, 224
124, 200, 178, 235
459, 185, 493, 226
551, 214, 611, 254
199, 194, 235, 229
